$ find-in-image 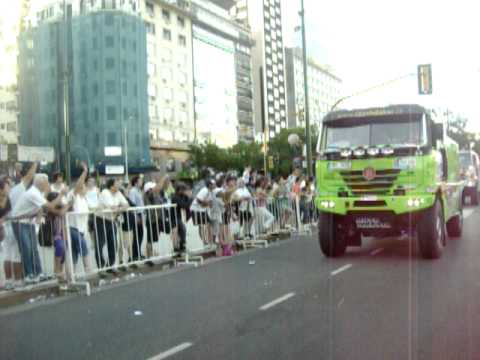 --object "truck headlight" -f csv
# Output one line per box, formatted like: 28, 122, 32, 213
367, 147, 380, 156
407, 198, 425, 207
320, 201, 335, 208
381, 147, 394, 155
353, 148, 366, 157
328, 161, 352, 171
394, 157, 417, 170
